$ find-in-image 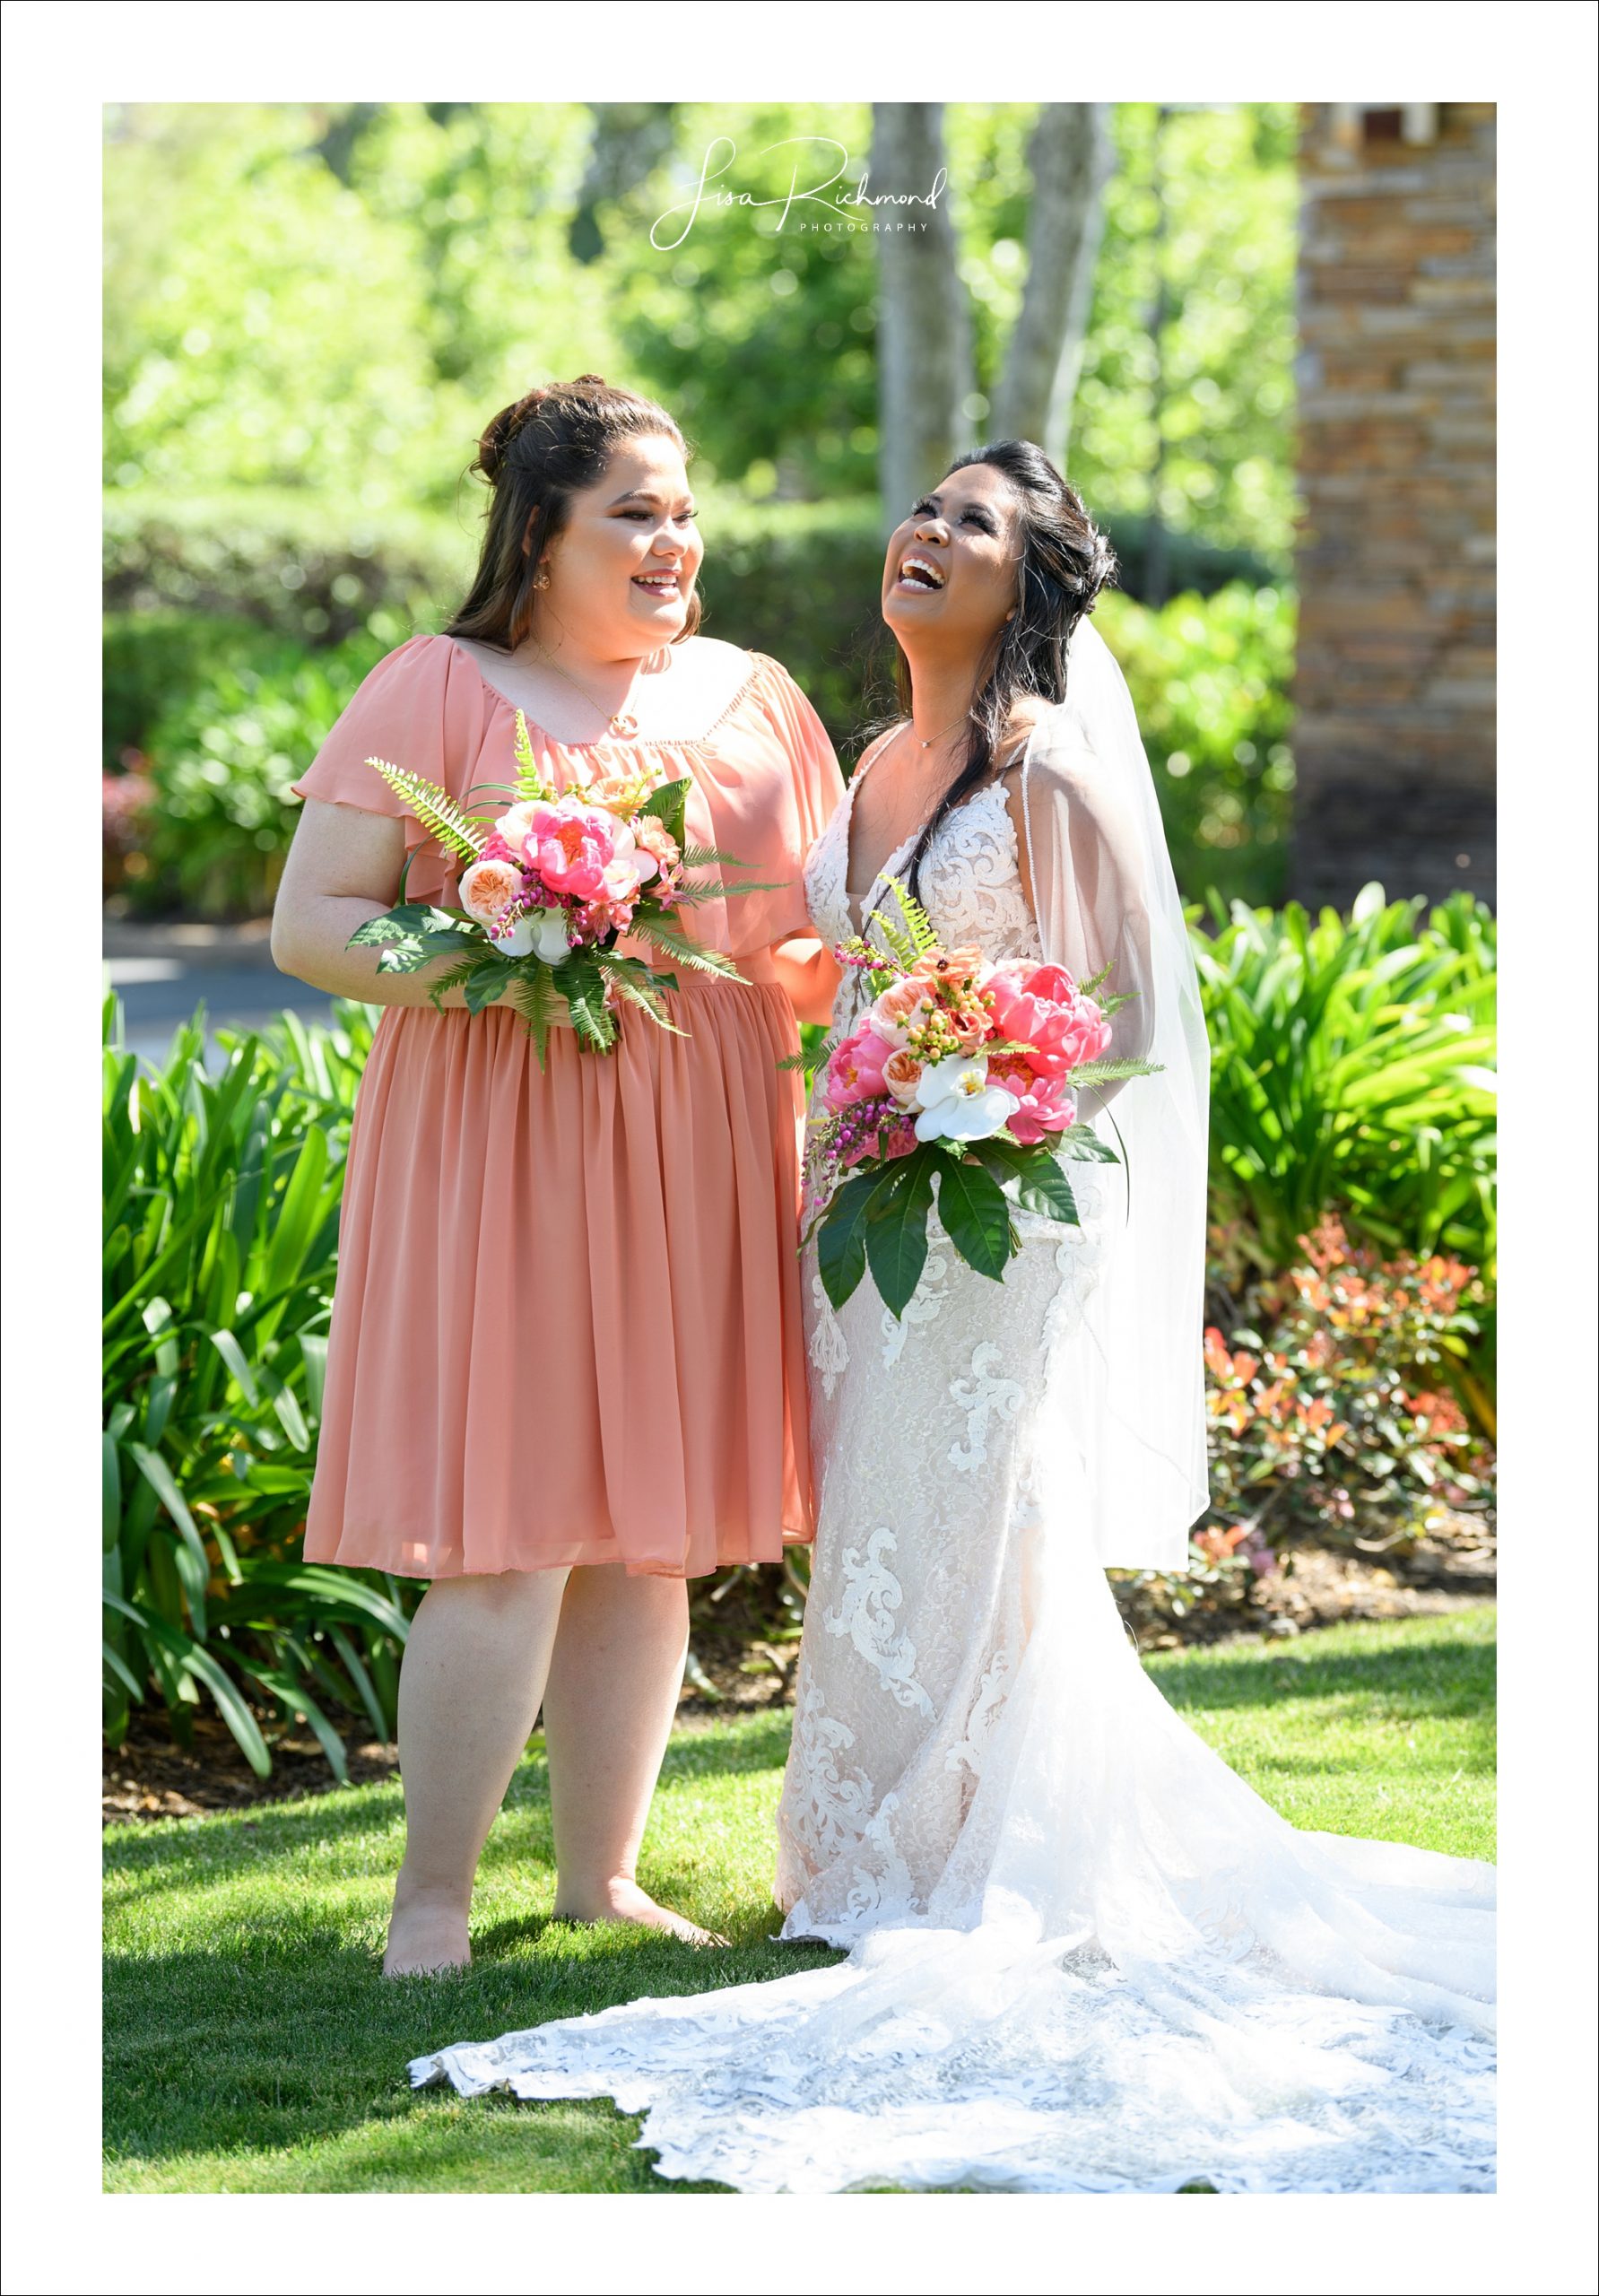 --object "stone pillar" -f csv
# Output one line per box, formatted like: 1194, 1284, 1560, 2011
1292, 104, 1496, 909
